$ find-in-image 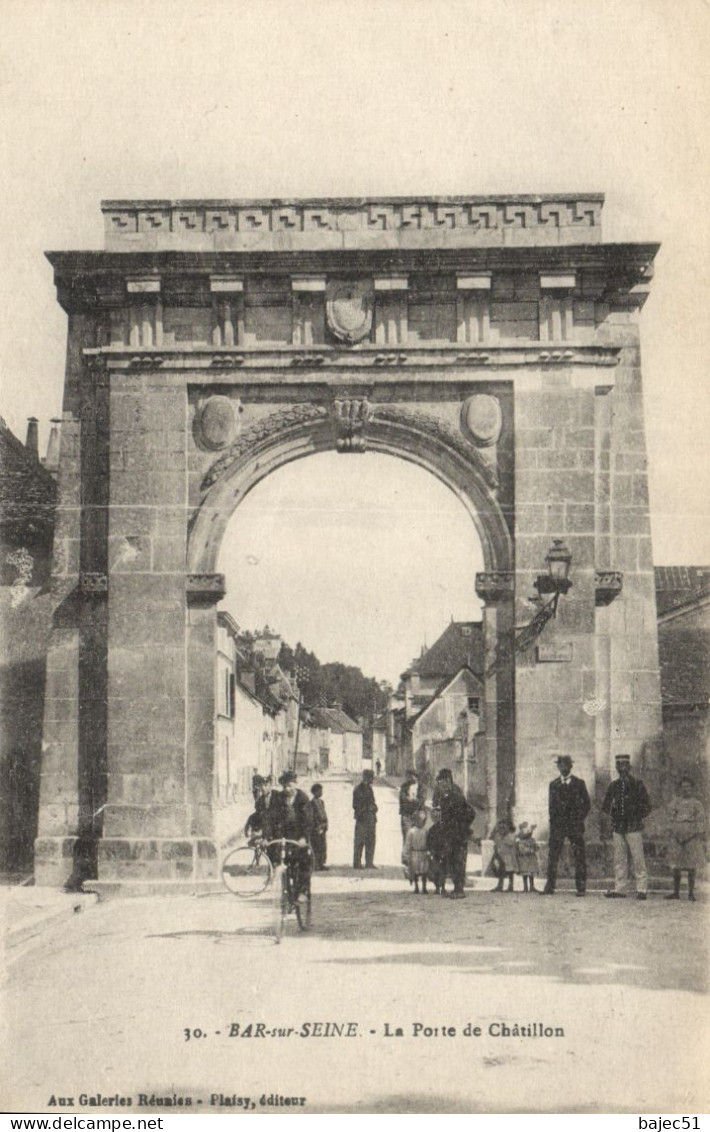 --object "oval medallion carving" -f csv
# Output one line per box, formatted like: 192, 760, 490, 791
326, 280, 373, 344
460, 394, 502, 447
198, 396, 240, 451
